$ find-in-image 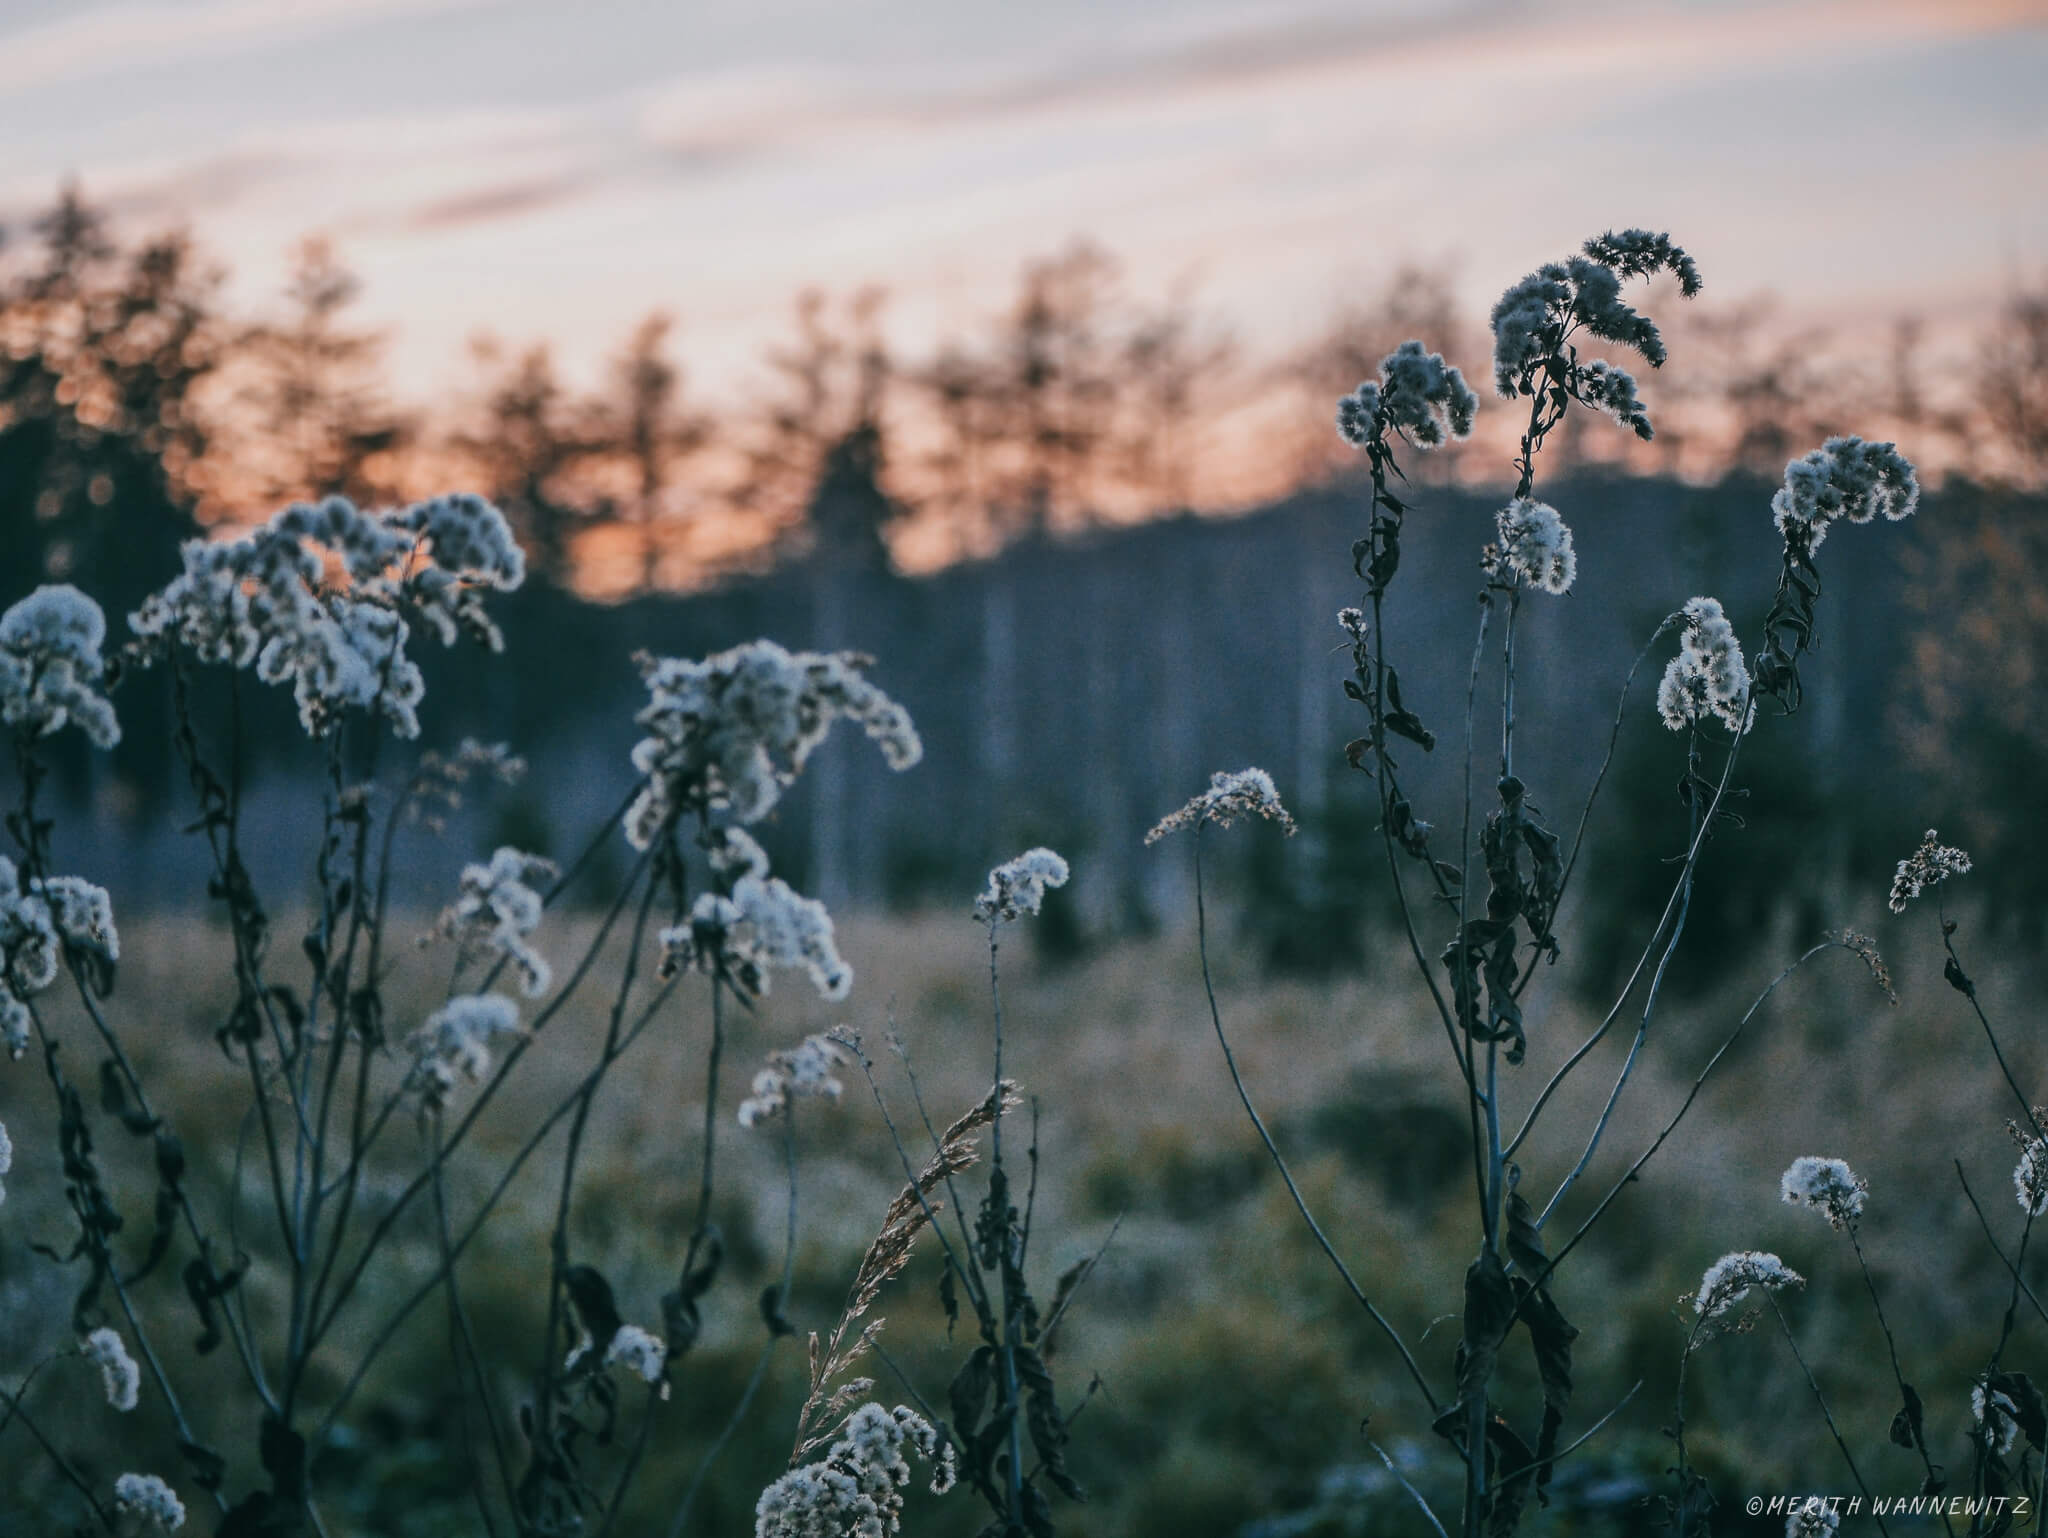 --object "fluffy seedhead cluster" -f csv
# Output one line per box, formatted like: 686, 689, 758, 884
1656, 597, 1751, 735
624, 642, 921, 848
1887, 828, 1972, 913
403, 993, 524, 1108
971, 847, 1071, 922
1573, 358, 1652, 438
1771, 436, 1919, 554
1336, 340, 1478, 448
1490, 228, 1700, 437
1695, 1251, 1804, 1320
1484, 498, 1577, 596
429, 845, 556, 998
1975, 1381, 2022, 1456
405, 738, 526, 829
0, 584, 120, 748
754, 1402, 956, 1538
2012, 1135, 2048, 1217
1779, 1156, 1867, 1230
1146, 768, 1298, 843
0, 854, 116, 1059
567, 1322, 669, 1390
126, 493, 524, 738
83, 1325, 140, 1412
661, 869, 851, 1000
112, 1472, 186, 1532
1785, 1500, 1842, 1537
738, 1033, 849, 1128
